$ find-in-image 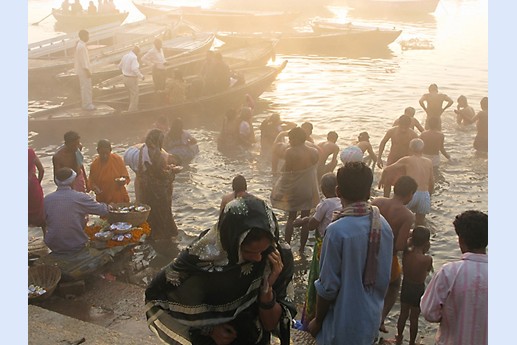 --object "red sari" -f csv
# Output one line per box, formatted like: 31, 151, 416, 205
28, 148, 45, 226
